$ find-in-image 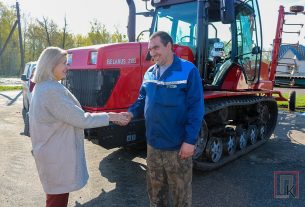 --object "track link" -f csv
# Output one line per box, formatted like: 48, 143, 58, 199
193, 95, 278, 171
